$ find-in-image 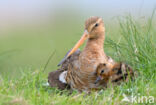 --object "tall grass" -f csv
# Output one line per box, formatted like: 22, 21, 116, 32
0, 15, 156, 105
106, 14, 156, 77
